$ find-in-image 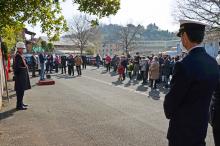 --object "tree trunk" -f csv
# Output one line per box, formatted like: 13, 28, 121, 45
80, 47, 83, 55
